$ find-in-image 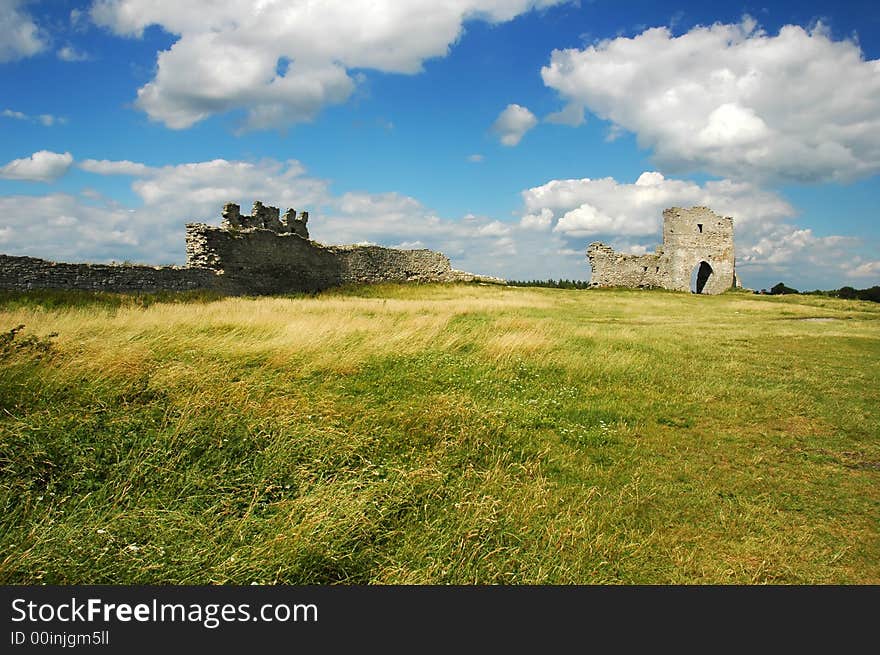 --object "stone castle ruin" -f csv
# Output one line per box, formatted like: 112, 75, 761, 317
0, 201, 491, 295
0, 200, 737, 296
587, 206, 737, 294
